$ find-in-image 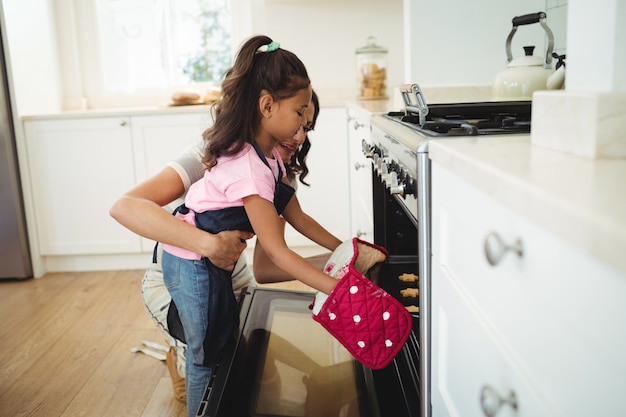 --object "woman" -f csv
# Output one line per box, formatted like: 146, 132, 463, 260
110, 90, 326, 405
